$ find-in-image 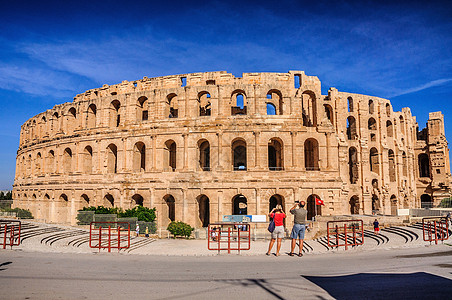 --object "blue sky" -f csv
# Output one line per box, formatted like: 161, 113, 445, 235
0, 0, 451, 189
